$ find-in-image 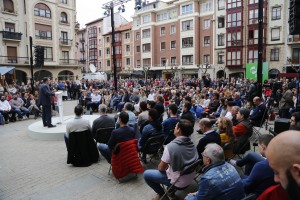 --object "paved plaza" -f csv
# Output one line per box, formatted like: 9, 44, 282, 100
0, 100, 199, 200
